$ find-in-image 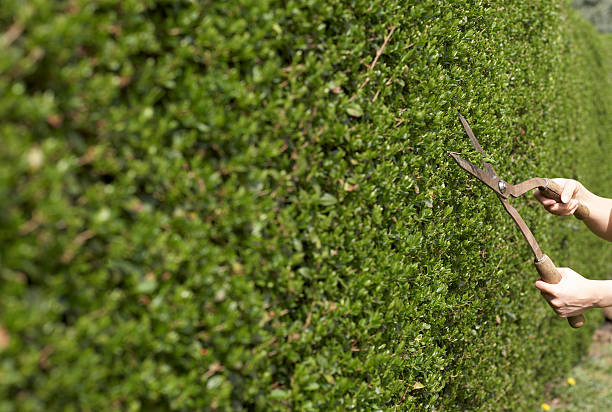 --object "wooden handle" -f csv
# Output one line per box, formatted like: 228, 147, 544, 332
534, 254, 585, 328
539, 180, 590, 220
